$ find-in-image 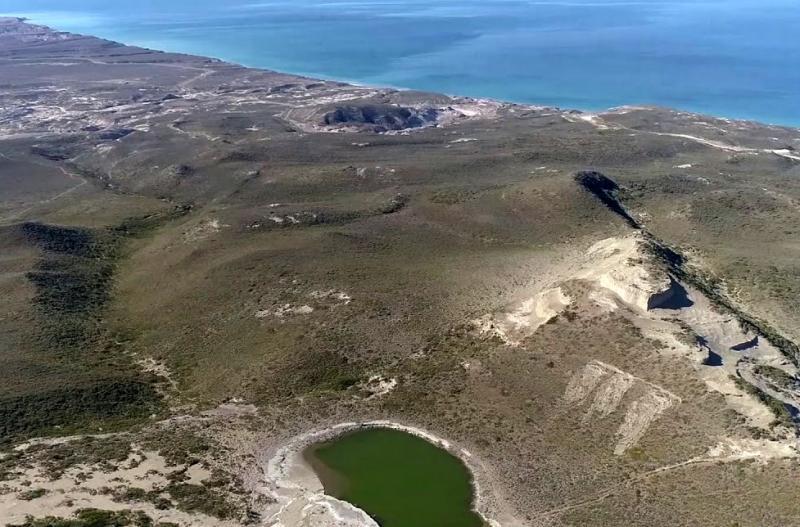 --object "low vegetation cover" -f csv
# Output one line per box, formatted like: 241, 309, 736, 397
1, 16, 800, 527
11, 509, 157, 527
